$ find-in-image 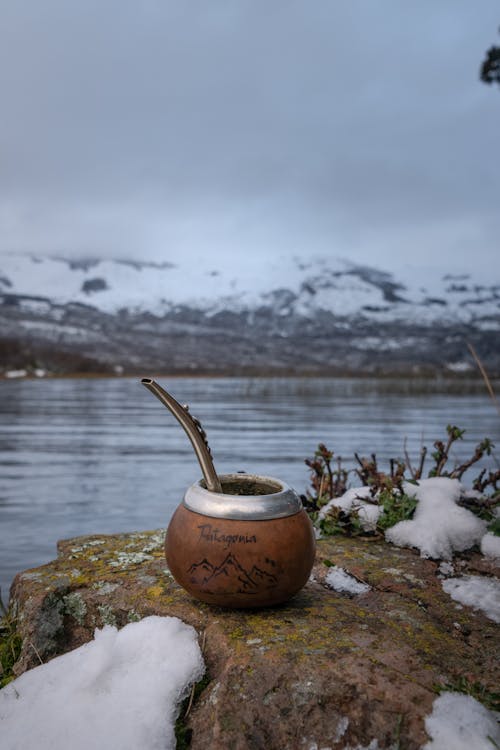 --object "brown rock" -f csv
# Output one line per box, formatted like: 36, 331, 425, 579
8, 530, 500, 750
